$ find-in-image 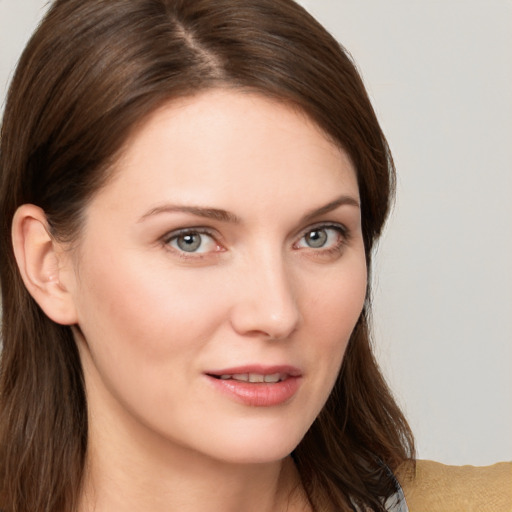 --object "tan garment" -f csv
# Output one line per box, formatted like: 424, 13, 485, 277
397, 460, 512, 512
